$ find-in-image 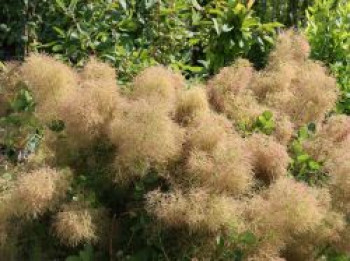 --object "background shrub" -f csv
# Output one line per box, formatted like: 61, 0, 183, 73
306, 0, 350, 114
1, 0, 281, 81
